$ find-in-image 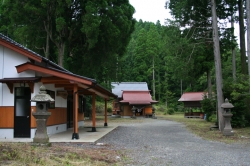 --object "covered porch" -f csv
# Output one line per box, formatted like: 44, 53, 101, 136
0, 120, 118, 143
14, 62, 117, 140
